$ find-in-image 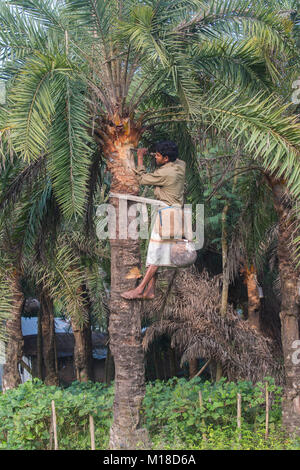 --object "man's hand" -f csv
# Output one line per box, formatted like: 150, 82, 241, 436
137, 148, 148, 166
